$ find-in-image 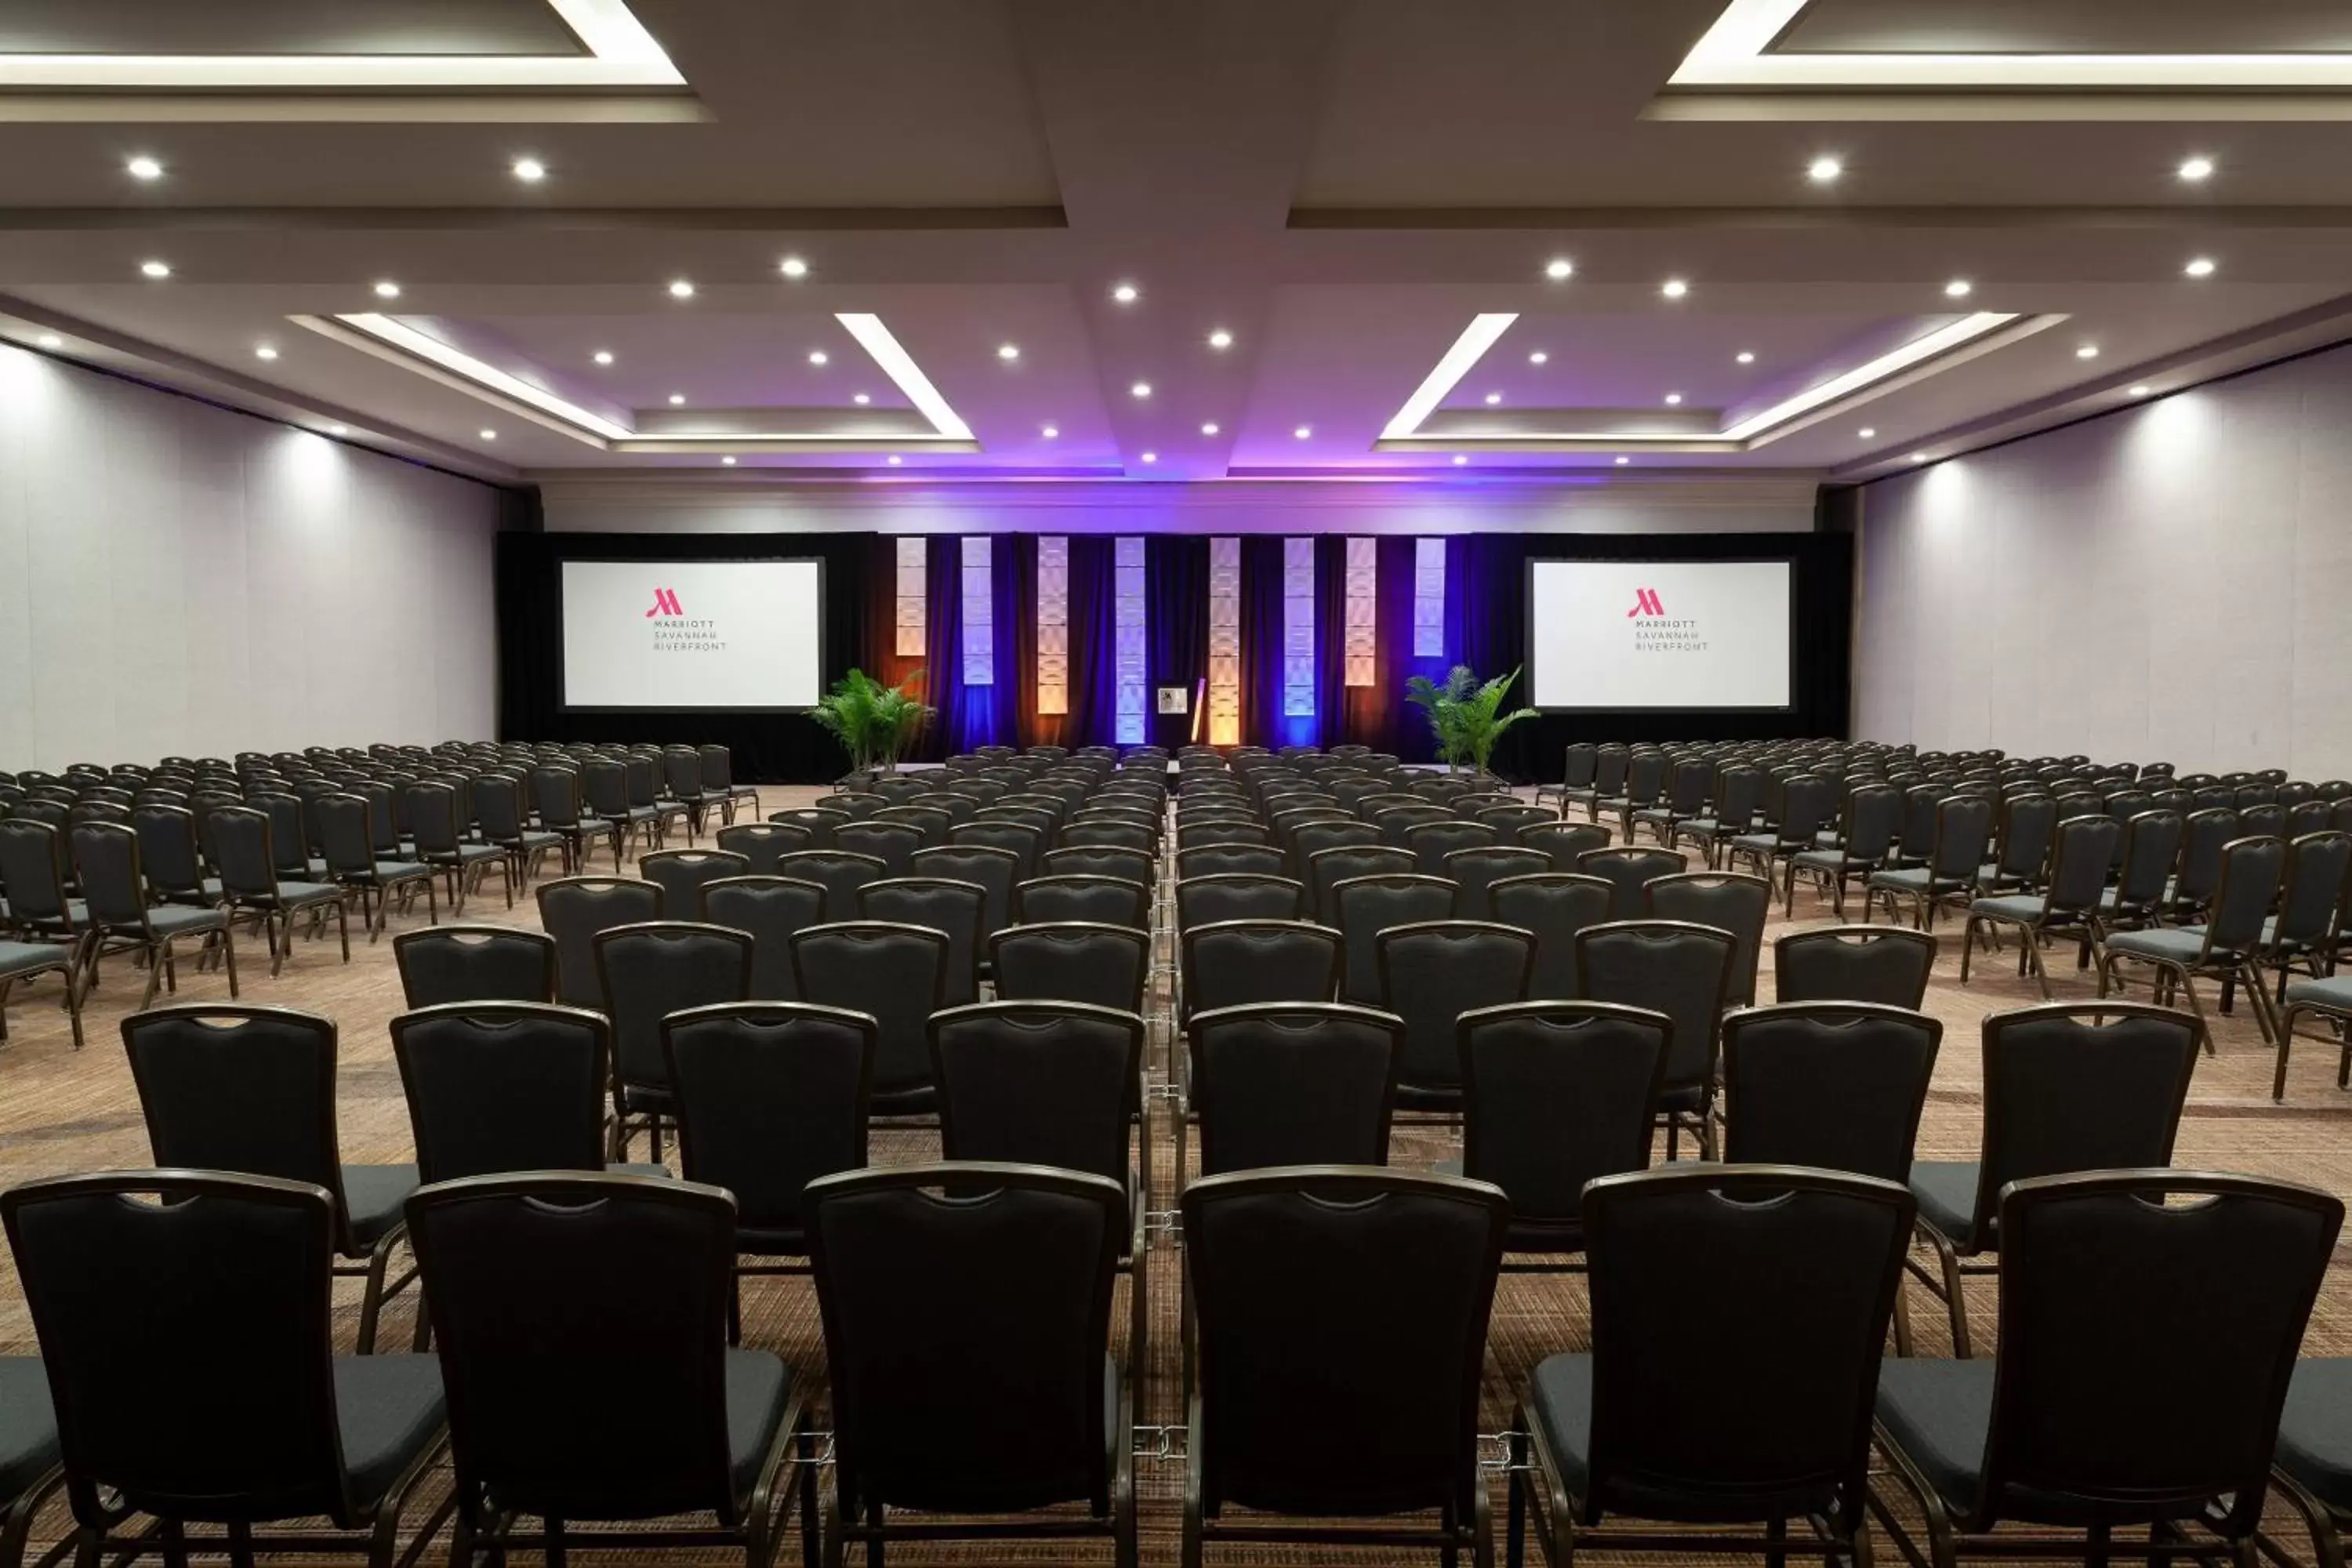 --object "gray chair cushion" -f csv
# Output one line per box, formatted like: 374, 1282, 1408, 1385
1526, 1353, 1596, 1504
1875, 1358, 1993, 1517
2278, 1359, 2352, 1516
339, 1163, 419, 1251
1729, 833, 1779, 852
332, 1353, 447, 1508
1908, 1161, 1980, 1246
1790, 850, 1849, 872
2286, 976, 2352, 1015
144, 906, 225, 935
273, 881, 346, 909
0, 1357, 58, 1506
1969, 895, 2045, 924
605, 1162, 671, 1179
372, 861, 434, 881
1868, 868, 1932, 891
0, 942, 71, 981
725, 1348, 793, 1505
2103, 927, 2209, 964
